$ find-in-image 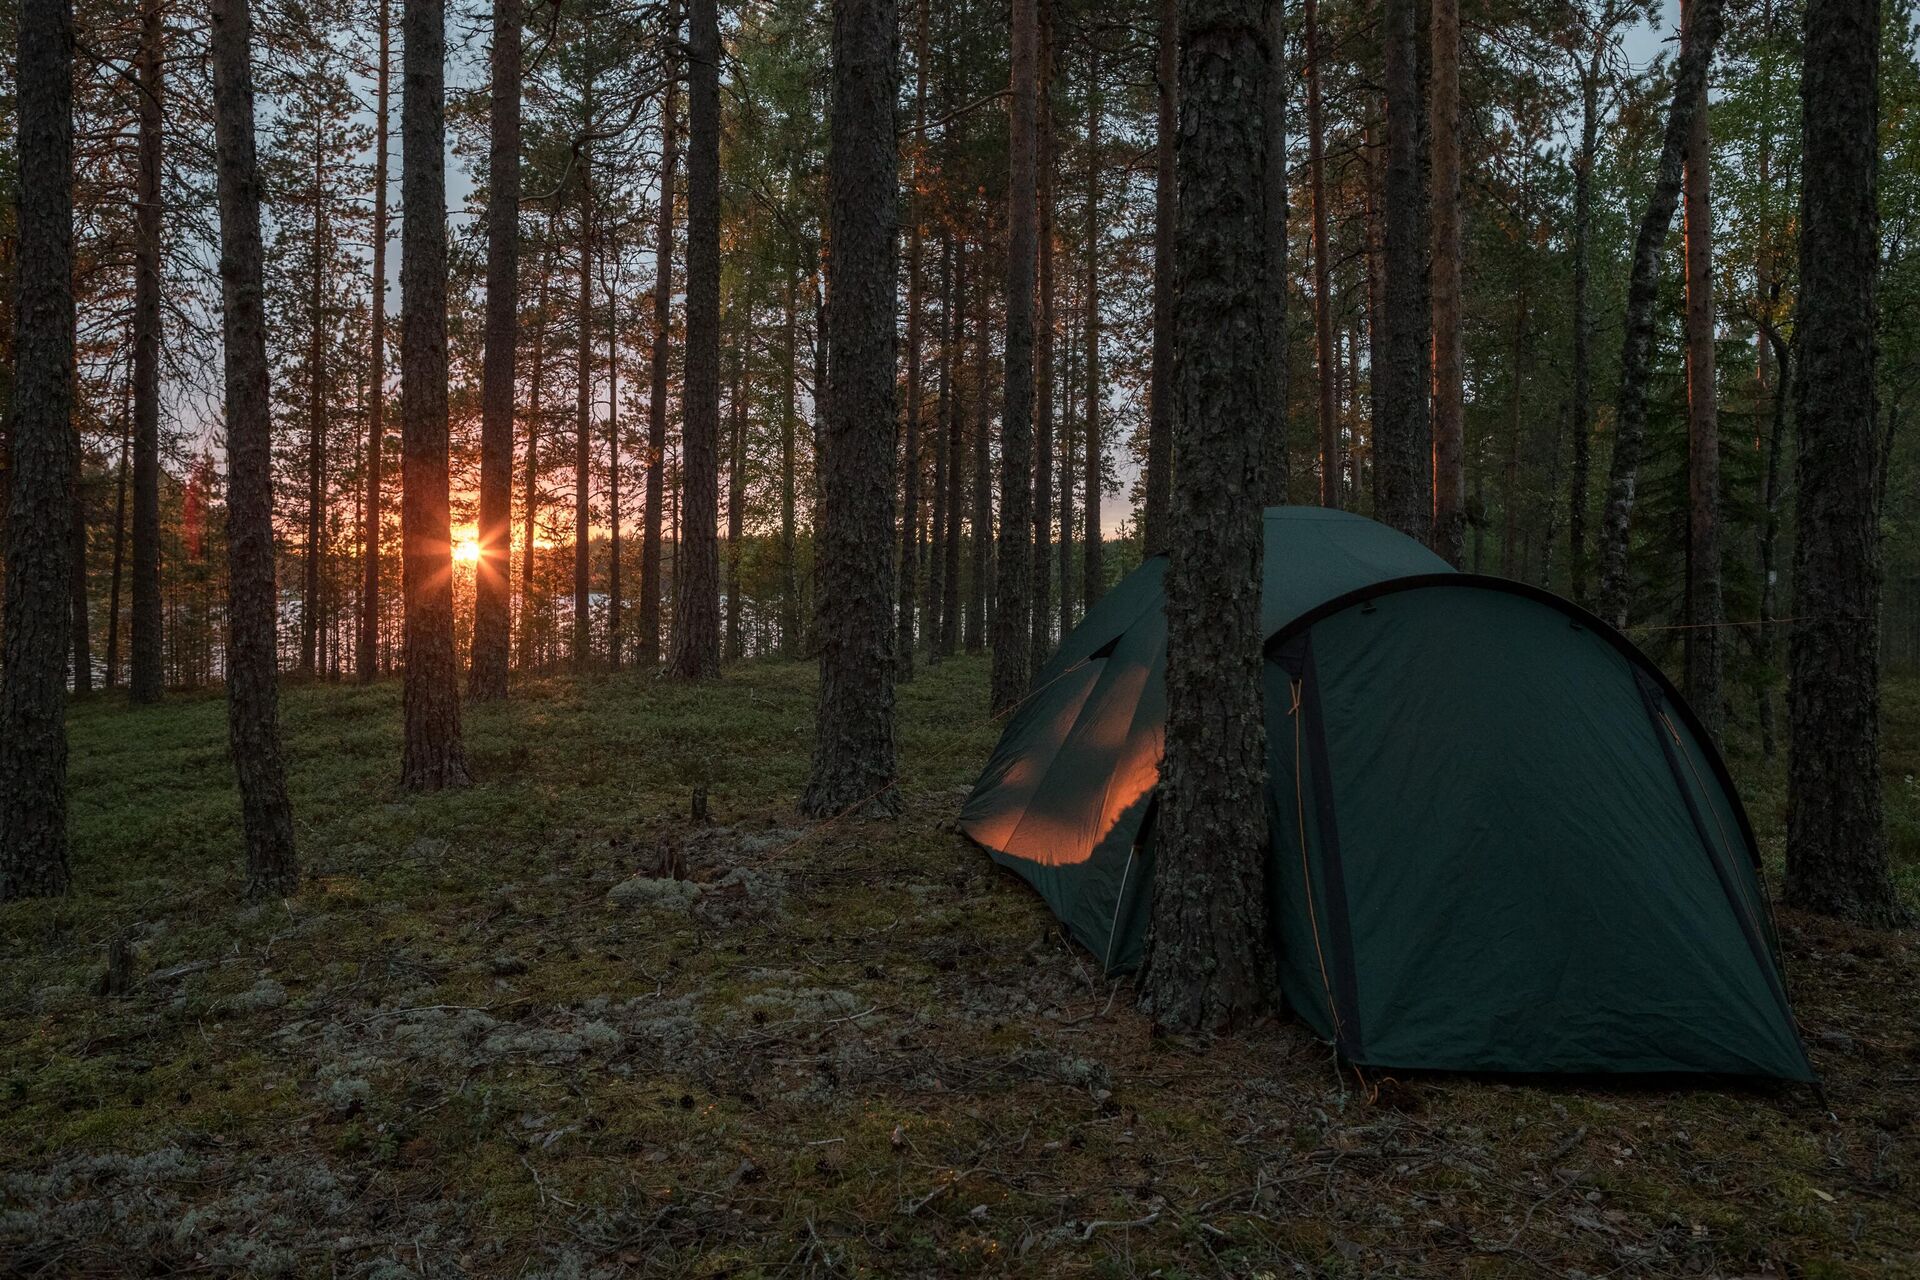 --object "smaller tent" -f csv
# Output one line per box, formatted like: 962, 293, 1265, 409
961, 507, 1812, 1080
